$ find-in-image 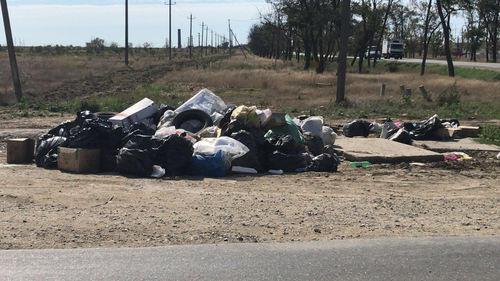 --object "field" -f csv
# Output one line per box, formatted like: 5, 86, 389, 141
0, 50, 499, 250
